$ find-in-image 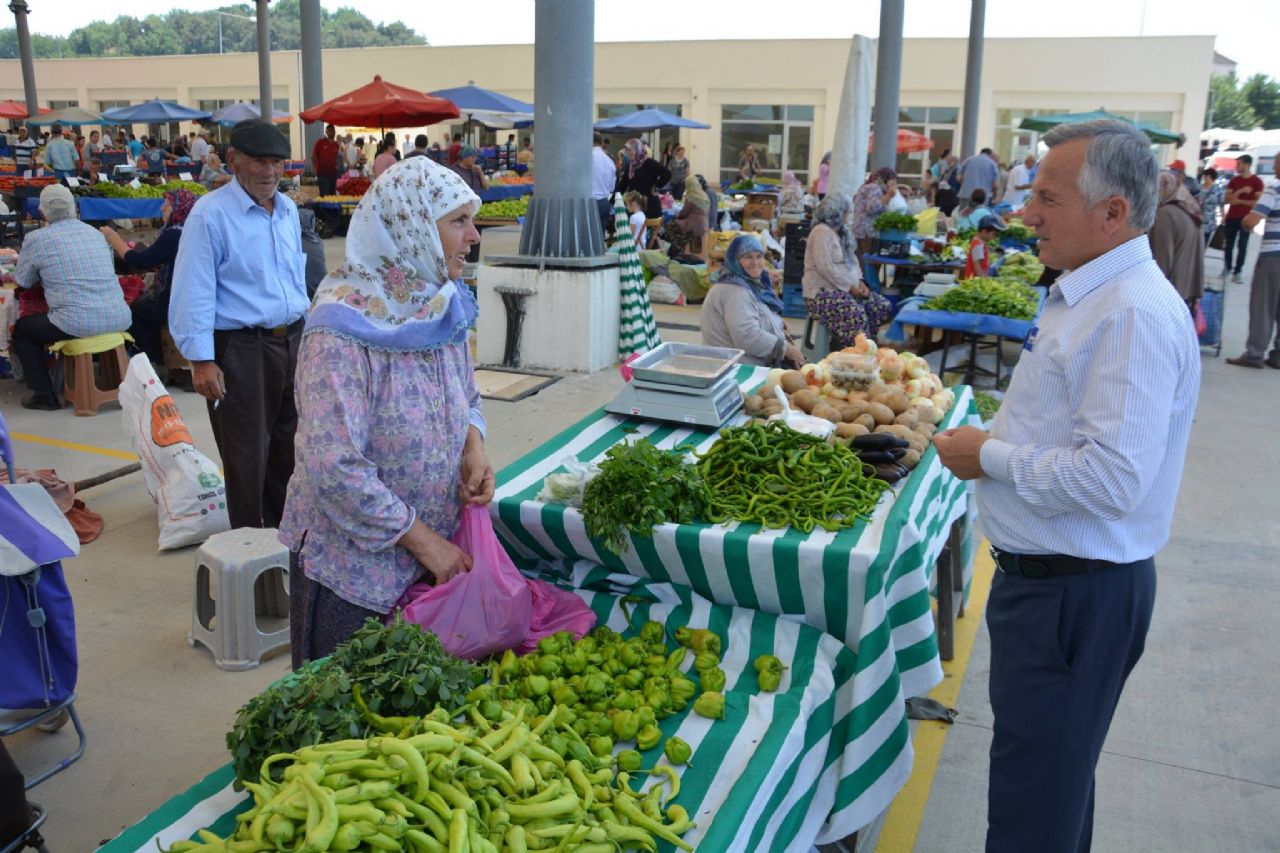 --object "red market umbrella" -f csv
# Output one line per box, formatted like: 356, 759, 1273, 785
0, 100, 50, 120
298, 75, 459, 130
868, 128, 935, 154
